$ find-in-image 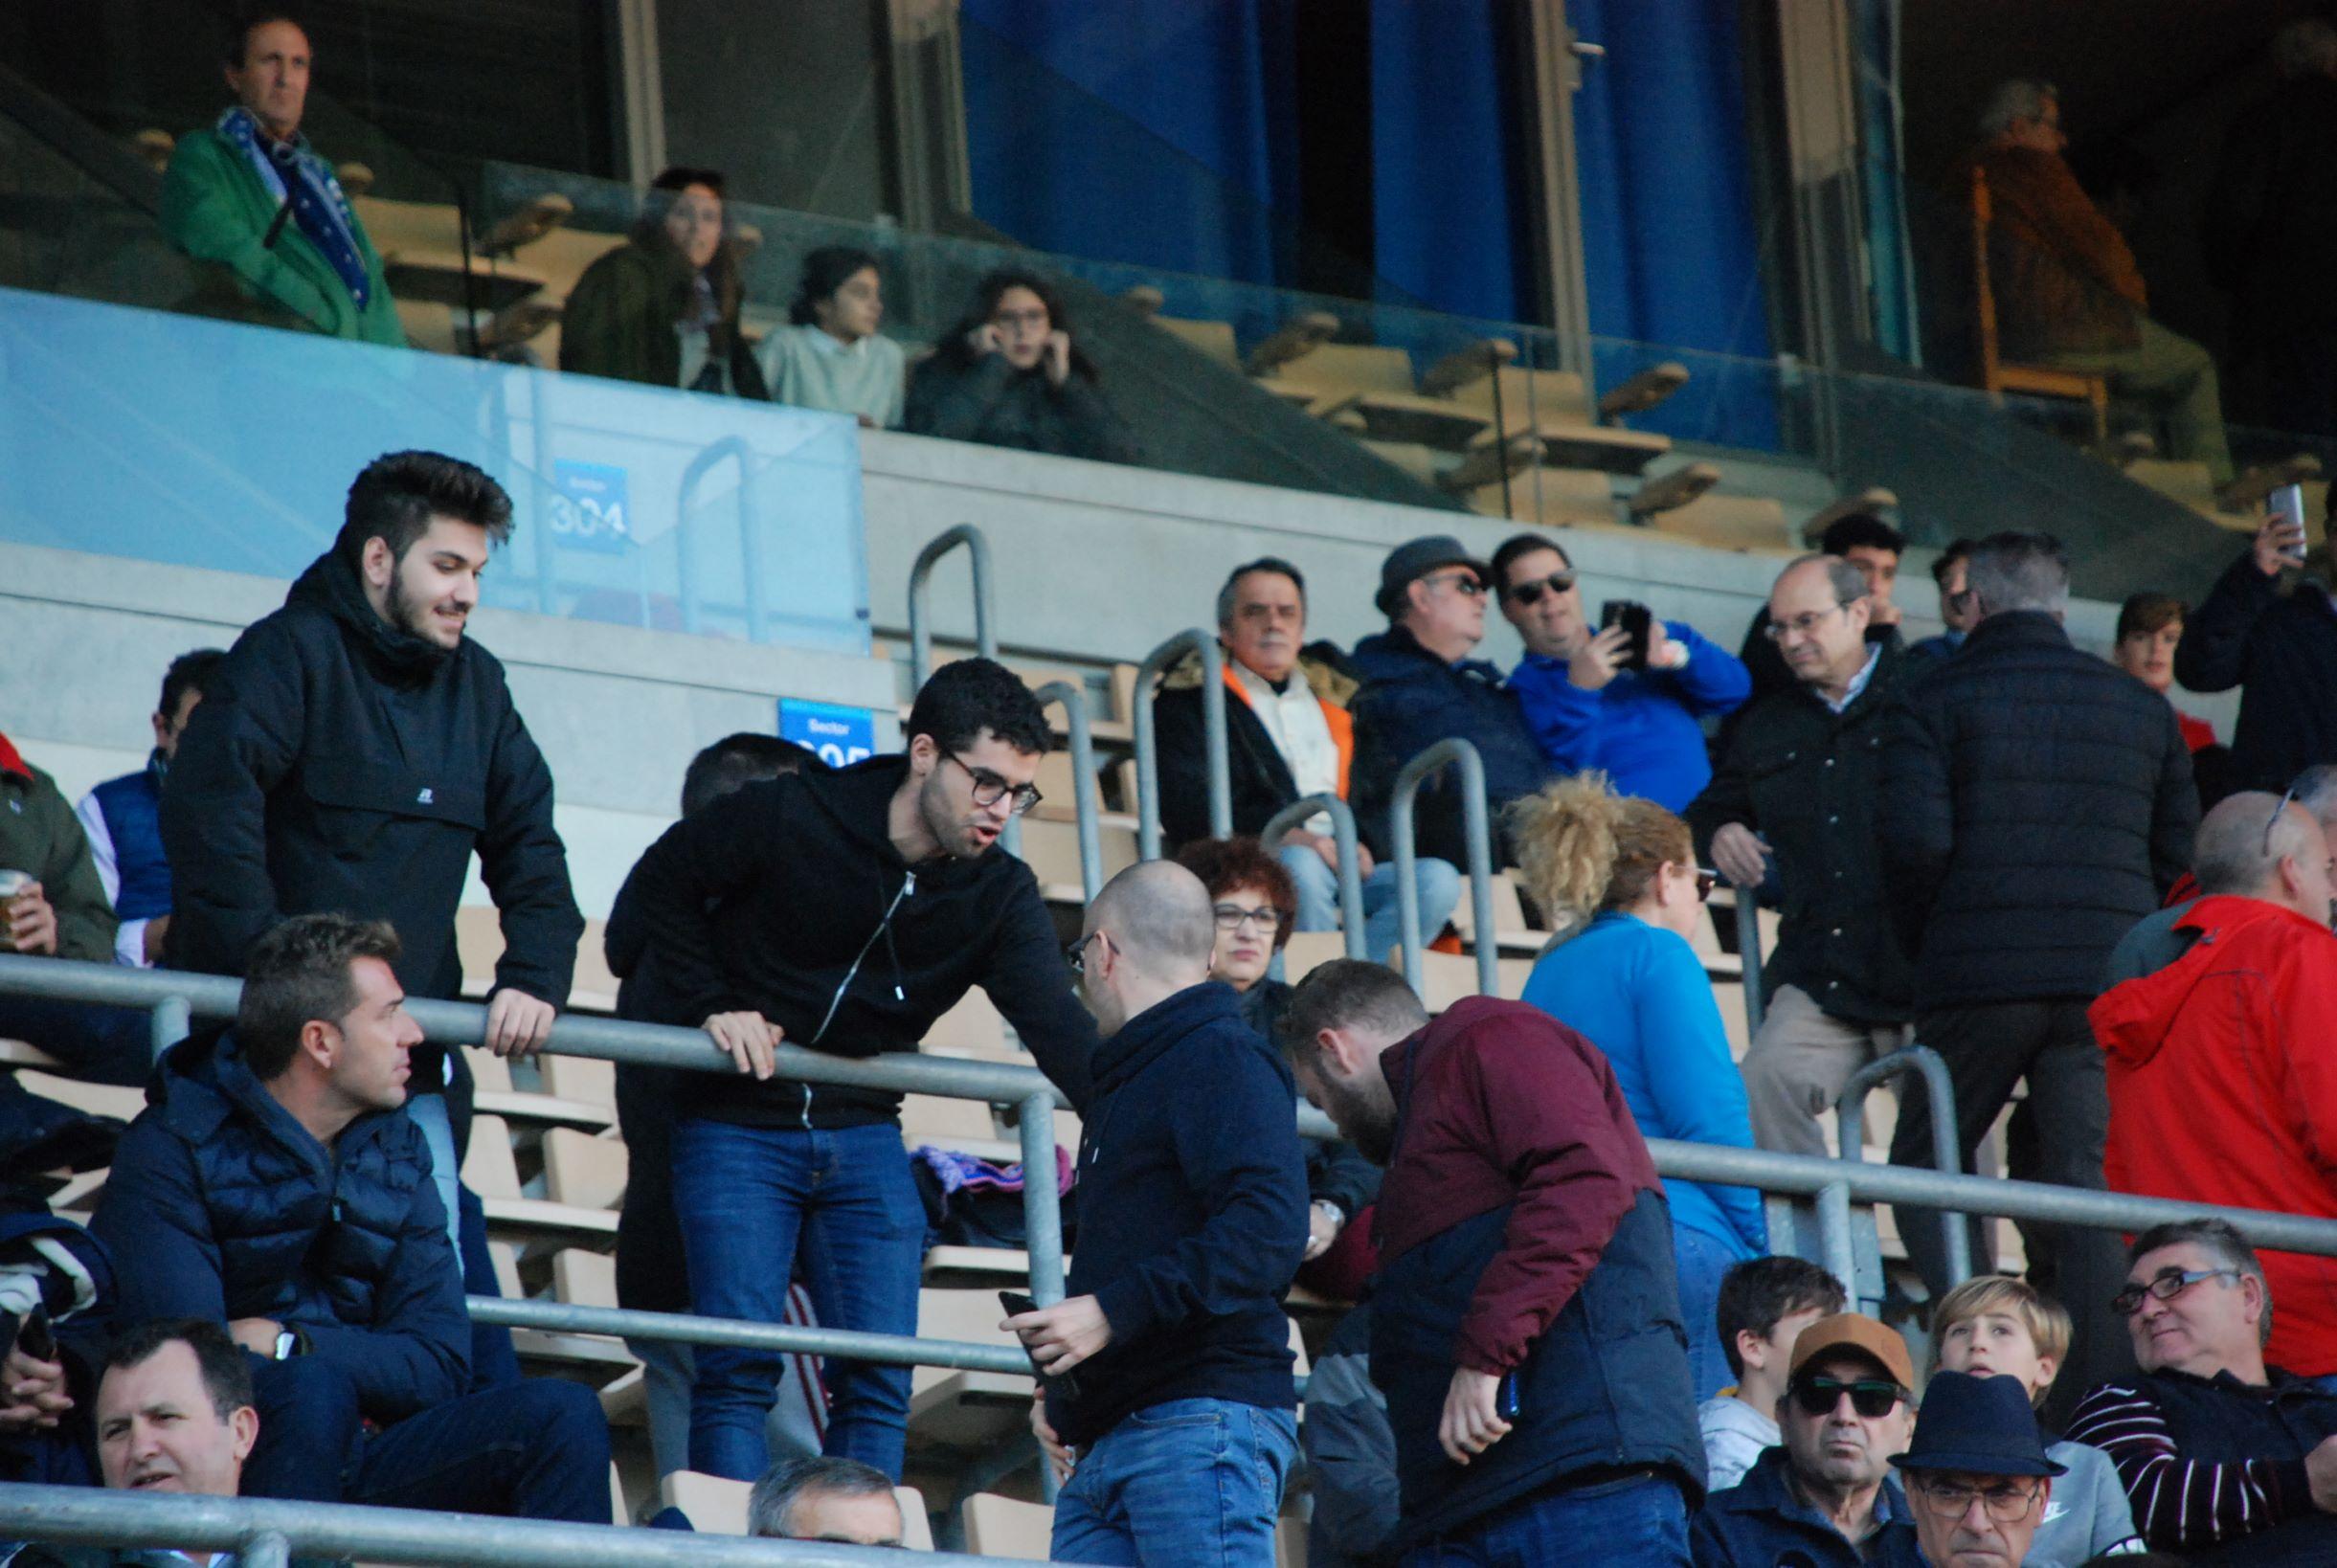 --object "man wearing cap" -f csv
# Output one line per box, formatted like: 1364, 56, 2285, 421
1894, 1370, 2076, 1568
1347, 535, 1548, 874
1690, 1312, 1925, 1566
